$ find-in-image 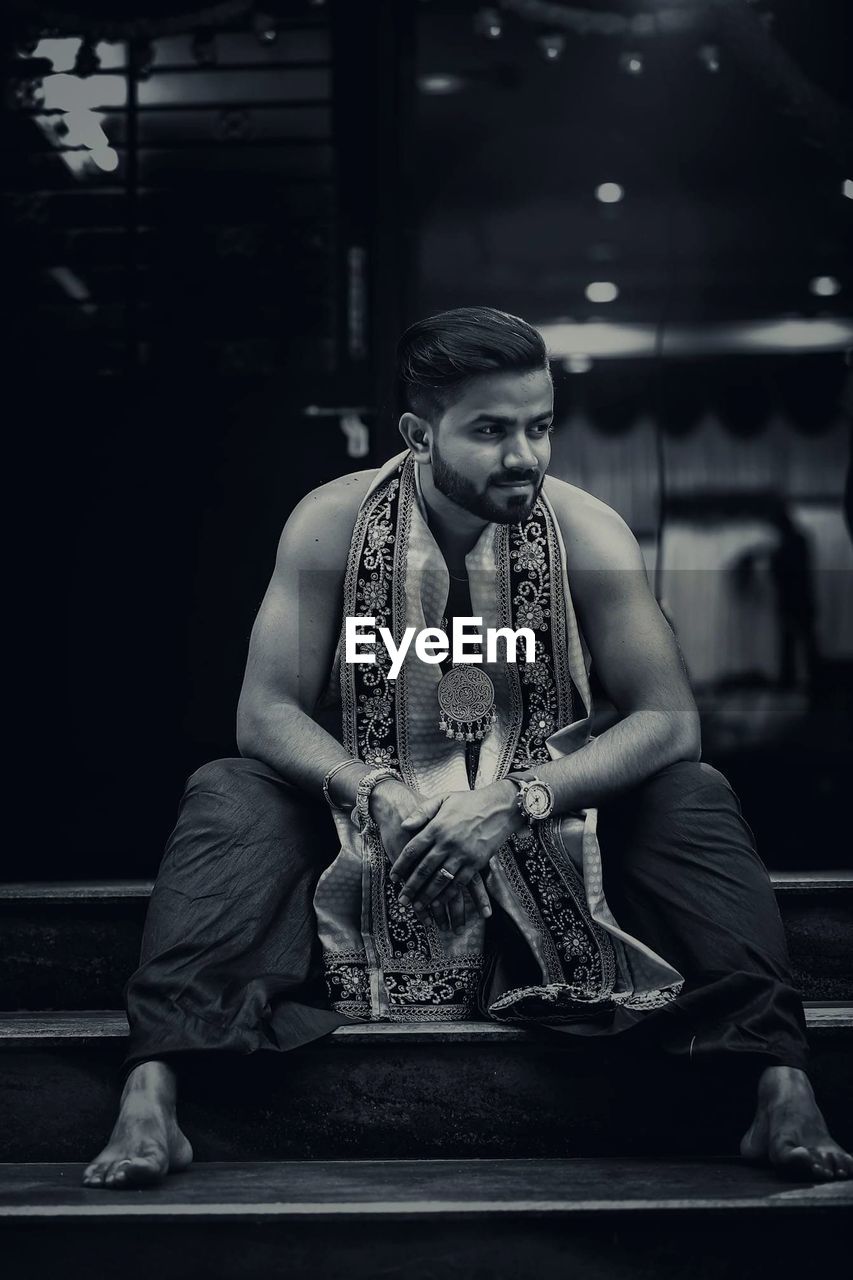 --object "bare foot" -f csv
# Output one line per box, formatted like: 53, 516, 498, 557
740, 1066, 853, 1182
83, 1060, 193, 1189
